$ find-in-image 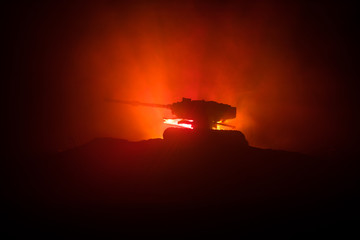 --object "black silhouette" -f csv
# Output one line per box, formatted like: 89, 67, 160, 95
106, 97, 236, 130
4, 128, 357, 236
